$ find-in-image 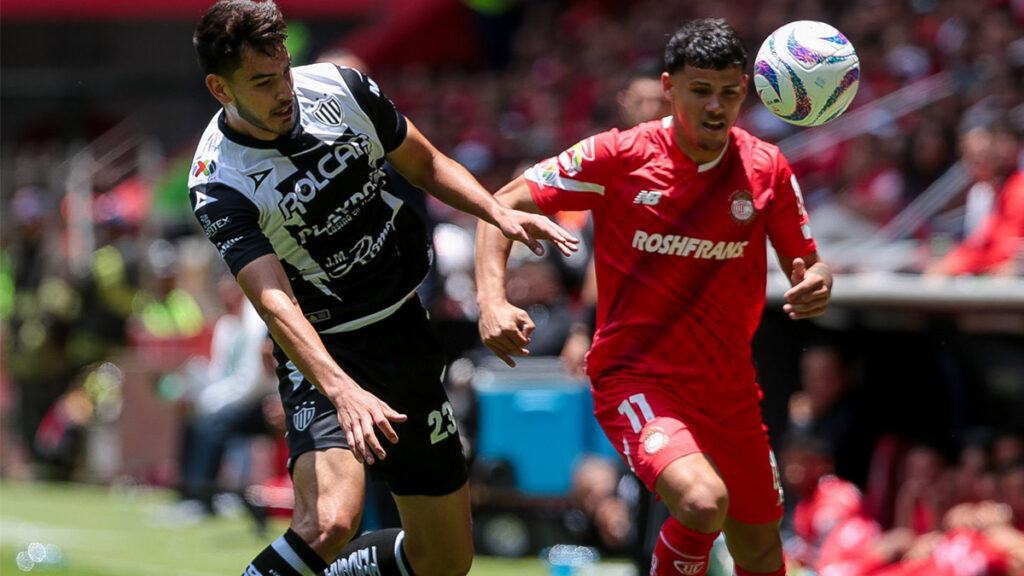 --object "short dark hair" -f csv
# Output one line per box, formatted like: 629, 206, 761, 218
193, 0, 288, 76
624, 58, 664, 88
664, 18, 747, 75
